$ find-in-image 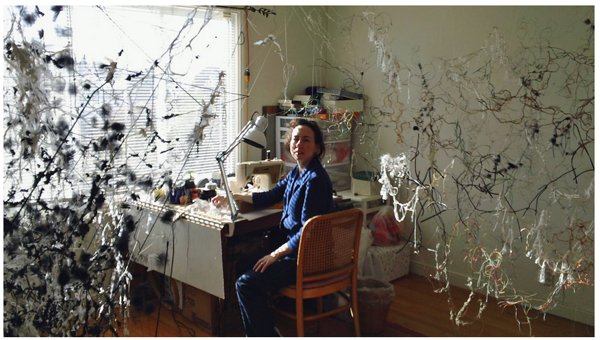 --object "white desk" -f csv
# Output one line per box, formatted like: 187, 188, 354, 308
127, 200, 281, 334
